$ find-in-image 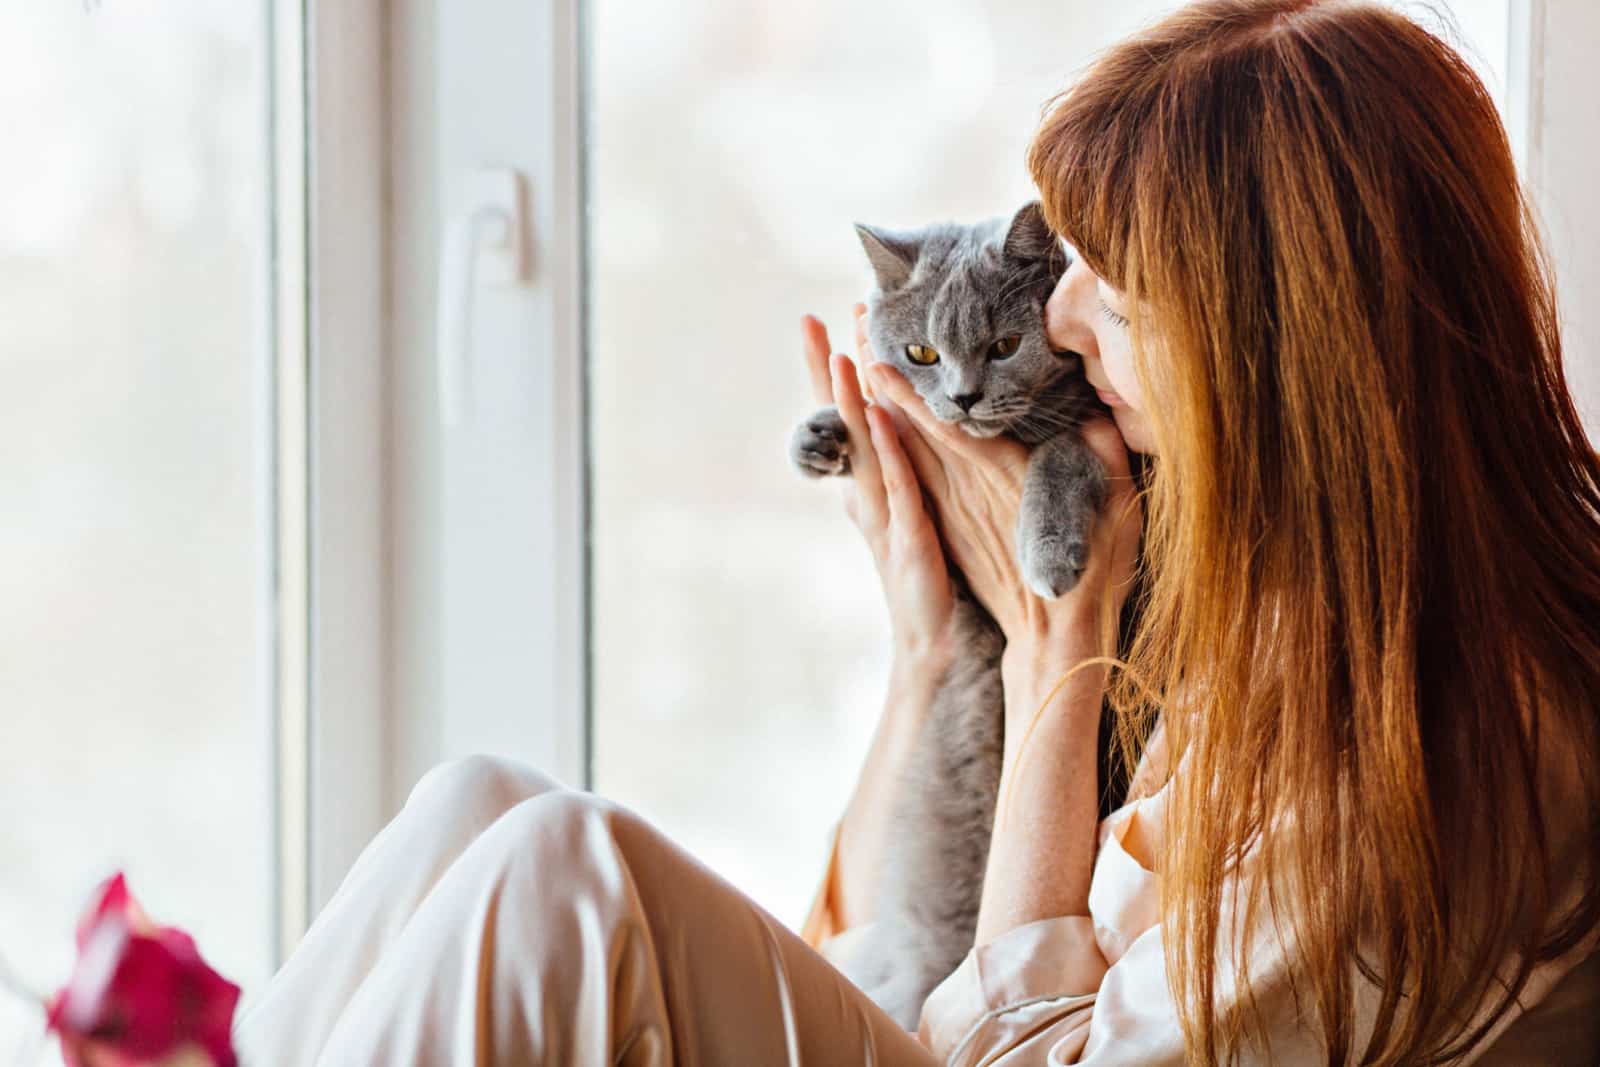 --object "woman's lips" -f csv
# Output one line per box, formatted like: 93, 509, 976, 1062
1095, 387, 1126, 408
